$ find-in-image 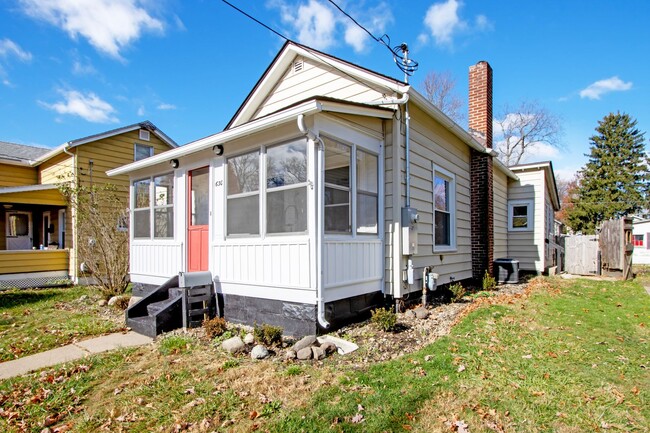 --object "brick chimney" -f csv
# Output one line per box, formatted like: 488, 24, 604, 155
469, 61, 494, 281
468, 61, 493, 148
